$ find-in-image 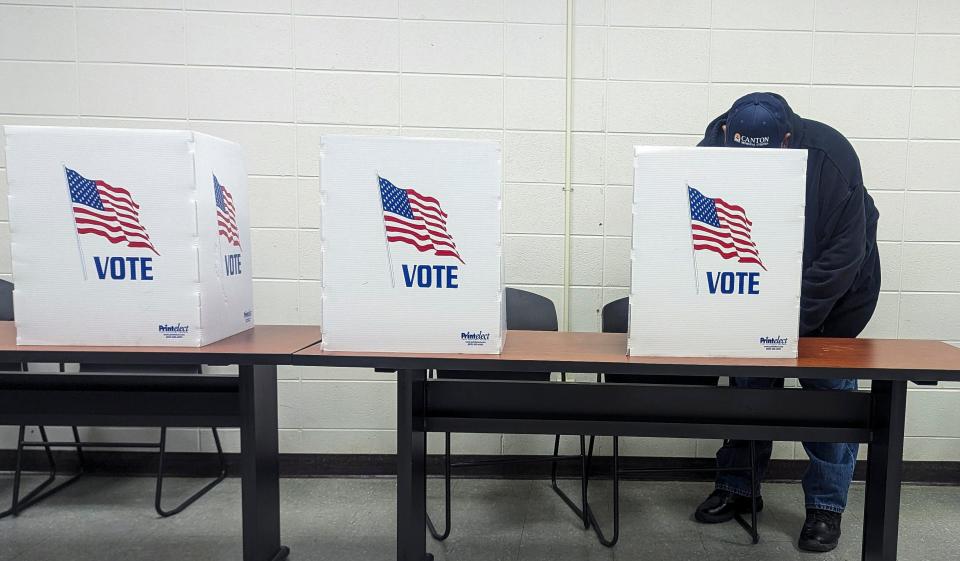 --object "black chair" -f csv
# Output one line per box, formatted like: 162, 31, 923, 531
0, 279, 225, 519
0, 279, 85, 520
583, 297, 760, 547
75, 363, 227, 518
426, 287, 591, 540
